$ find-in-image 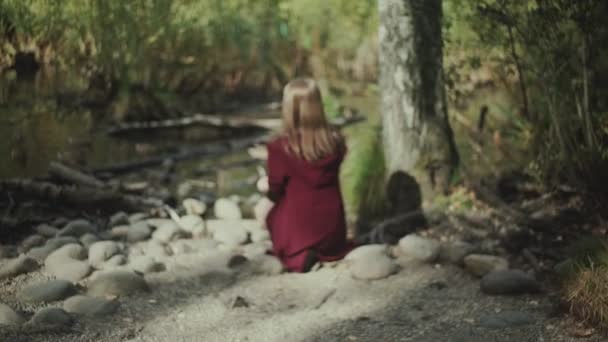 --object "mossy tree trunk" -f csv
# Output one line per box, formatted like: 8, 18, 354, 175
379, 0, 458, 206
